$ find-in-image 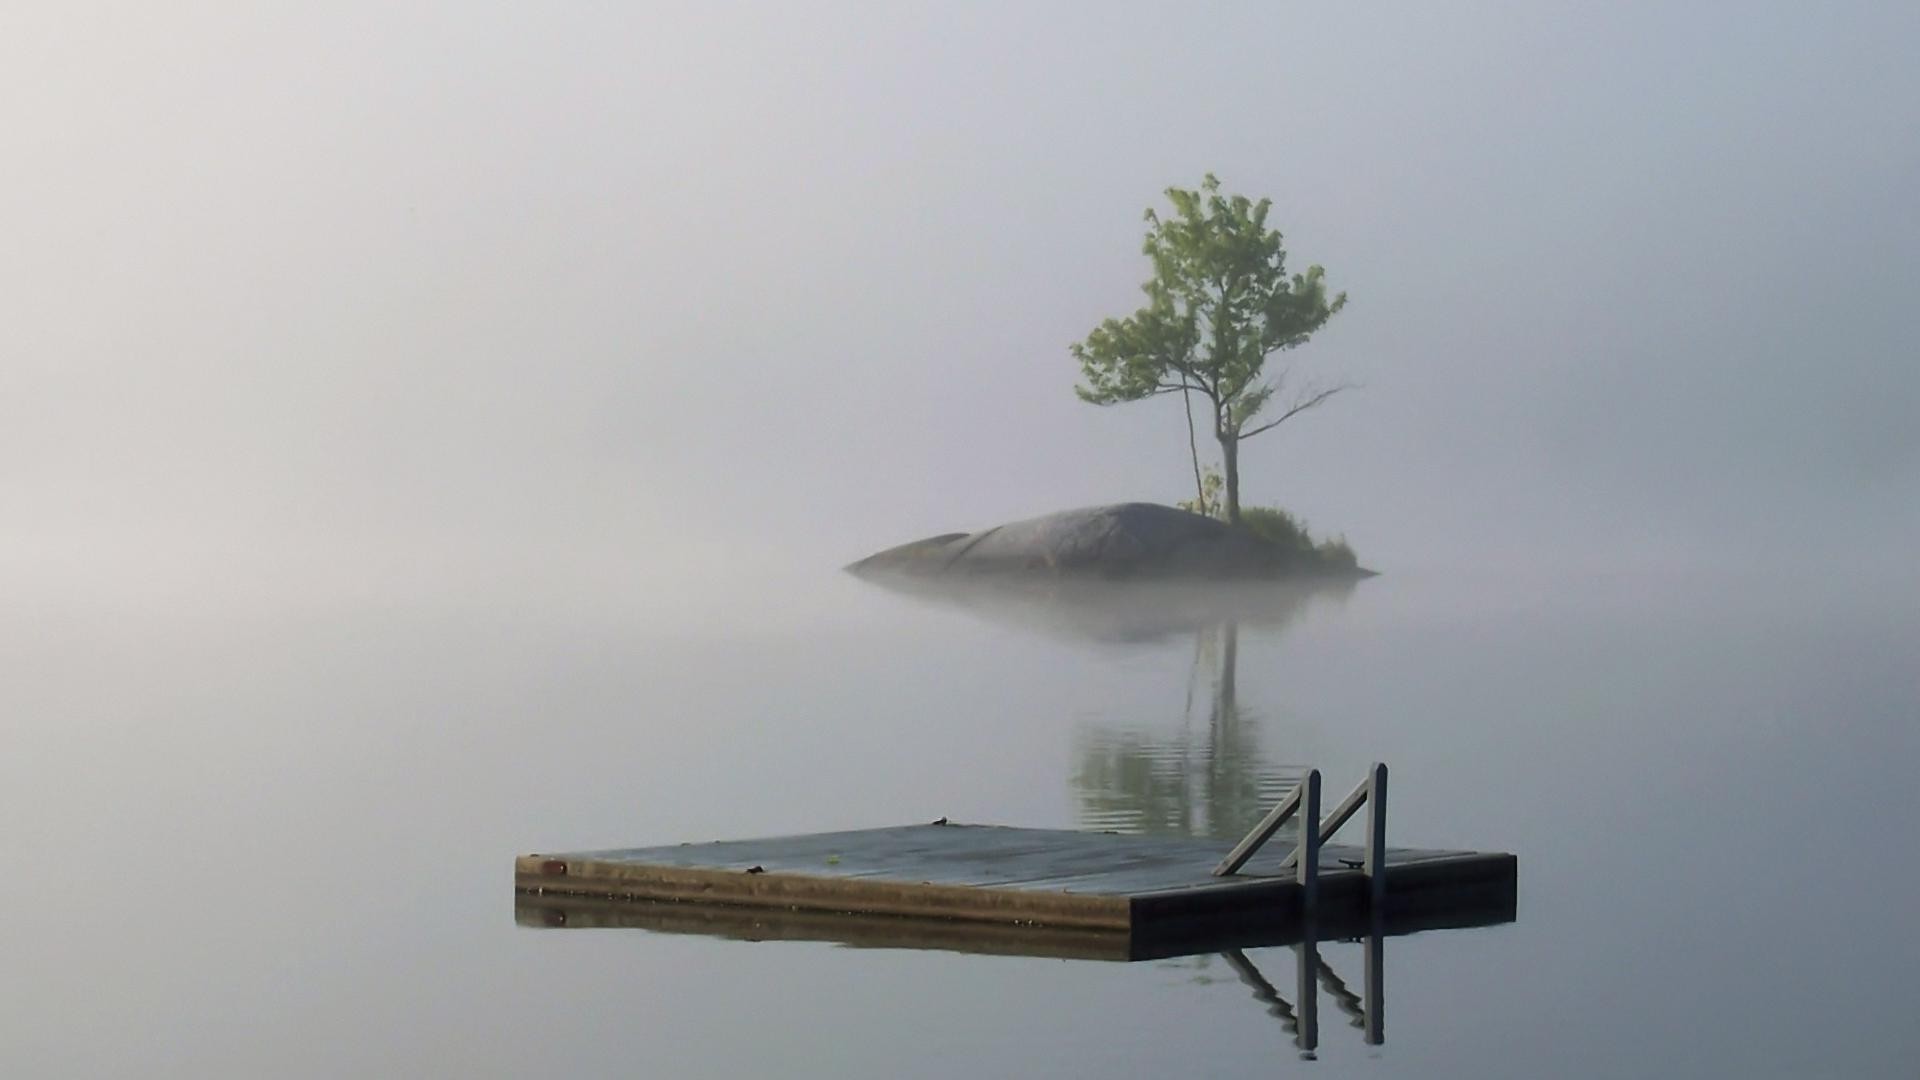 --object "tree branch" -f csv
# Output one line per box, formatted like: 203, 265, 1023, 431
1146, 374, 1213, 397
1236, 385, 1350, 441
